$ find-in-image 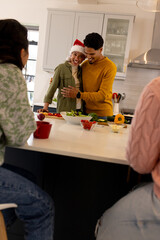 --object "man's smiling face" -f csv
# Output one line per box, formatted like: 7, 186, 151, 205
84, 47, 103, 64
